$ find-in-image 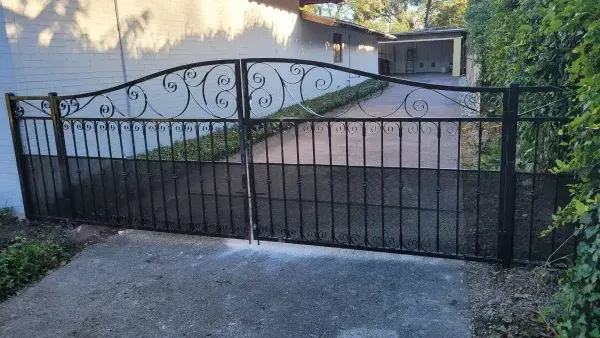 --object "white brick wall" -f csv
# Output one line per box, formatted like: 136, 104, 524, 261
0, 4, 21, 213
0, 0, 380, 215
